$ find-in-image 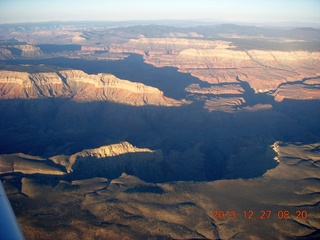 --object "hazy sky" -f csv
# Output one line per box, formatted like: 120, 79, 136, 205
0, 0, 319, 24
